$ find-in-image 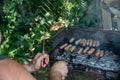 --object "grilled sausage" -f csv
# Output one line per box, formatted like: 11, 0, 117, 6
69, 37, 75, 43
95, 49, 101, 57
77, 48, 83, 54
75, 39, 82, 45
92, 40, 97, 47
86, 39, 90, 46
99, 50, 104, 57
70, 46, 76, 52
80, 38, 86, 45
87, 48, 95, 55
89, 39, 93, 47
96, 40, 100, 47
60, 43, 68, 49
82, 39, 86, 46
64, 44, 72, 51
83, 47, 89, 53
